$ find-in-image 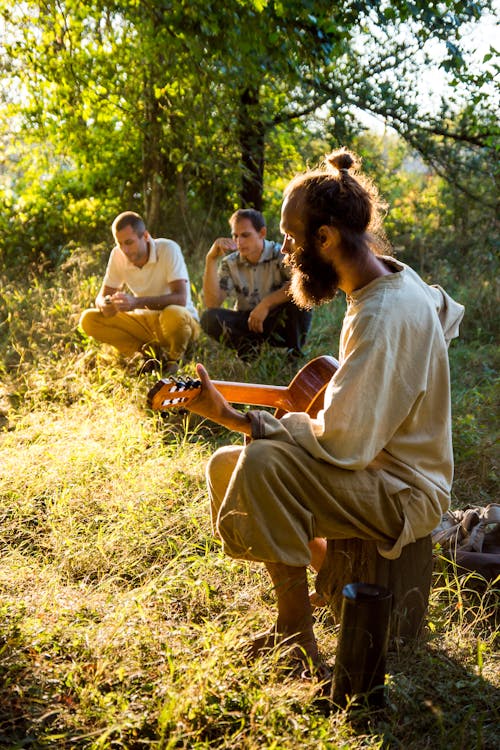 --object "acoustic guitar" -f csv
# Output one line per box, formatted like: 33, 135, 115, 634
147, 354, 339, 418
